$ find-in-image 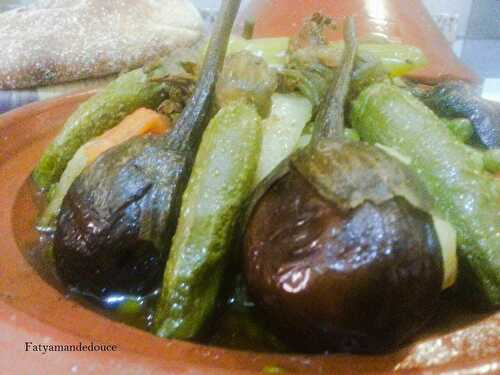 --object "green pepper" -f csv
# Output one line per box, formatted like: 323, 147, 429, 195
155, 101, 262, 339
352, 83, 500, 307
